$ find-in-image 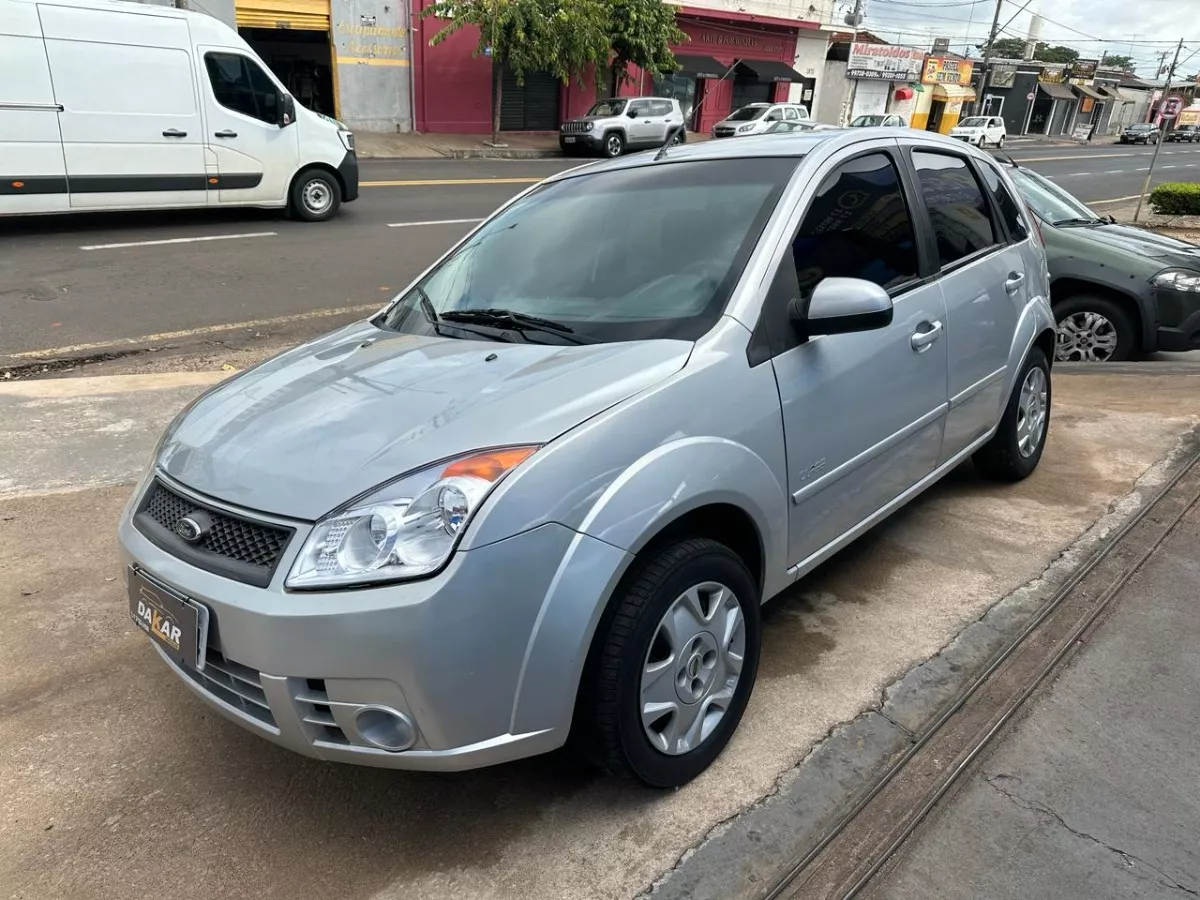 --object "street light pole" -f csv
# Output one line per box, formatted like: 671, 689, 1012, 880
975, 0, 1004, 115
1135, 38, 1184, 222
